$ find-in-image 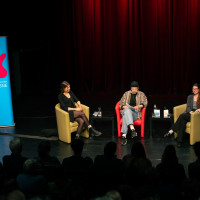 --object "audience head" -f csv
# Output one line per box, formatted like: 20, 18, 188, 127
161, 145, 178, 165
9, 138, 22, 155
131, 142, 146, 159
104, 141, 117, 158
64, 183, 86, 200
94, 197, 111, 200
23, 159, 37, 175
106, 190, 121, 200
117, 185, 134, 200
182, 179, 200, 200
193, 142, 200, 158
6, 190, 26, 200
71, 139, 84, 156
38, 141, 51, 158
29, 195, 51, 200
